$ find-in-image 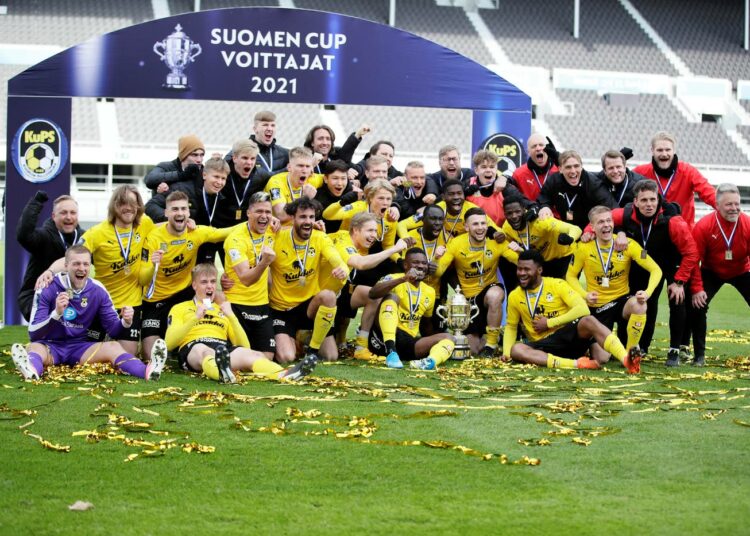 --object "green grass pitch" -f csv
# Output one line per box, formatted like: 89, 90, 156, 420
1, 286, 748, 535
